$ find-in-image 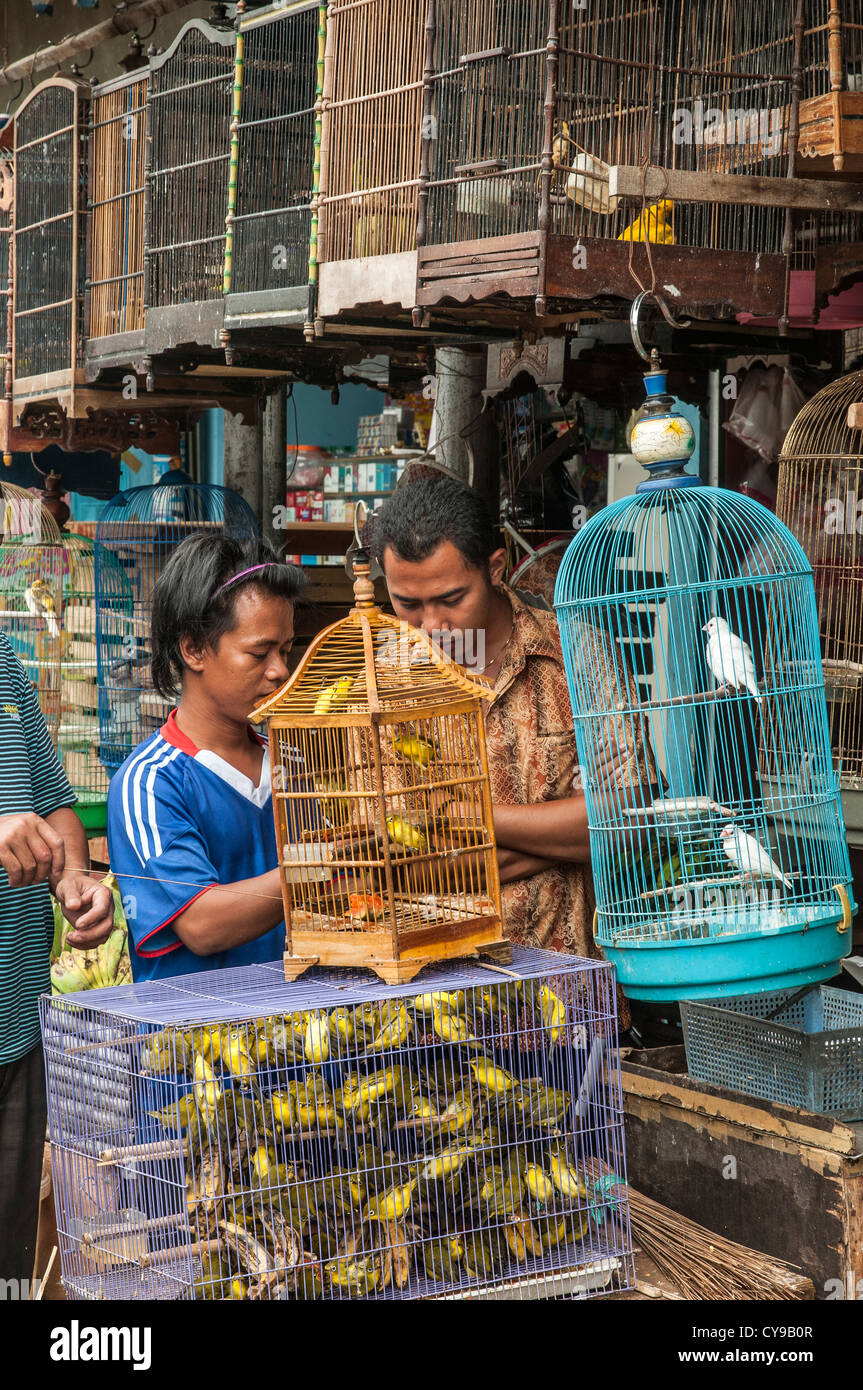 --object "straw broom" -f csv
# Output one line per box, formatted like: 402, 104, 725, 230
586, 1159, 814, 1301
